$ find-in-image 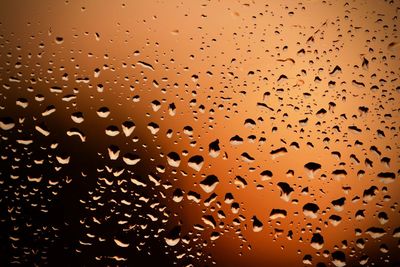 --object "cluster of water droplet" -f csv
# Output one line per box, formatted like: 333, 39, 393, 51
0, 0, 399, 266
